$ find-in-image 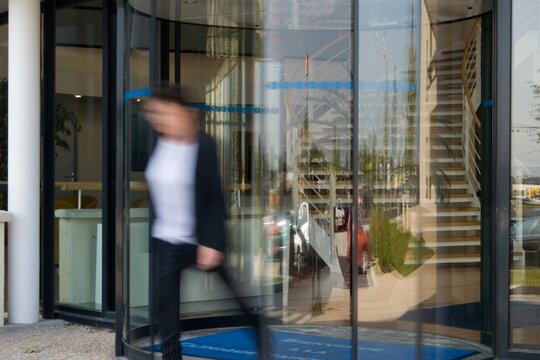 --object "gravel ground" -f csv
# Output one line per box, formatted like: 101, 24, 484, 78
0, 320, 116, 360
